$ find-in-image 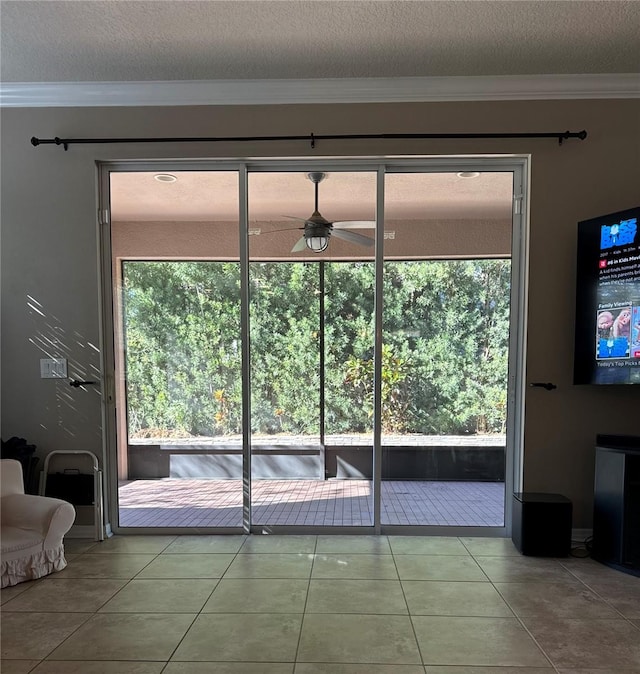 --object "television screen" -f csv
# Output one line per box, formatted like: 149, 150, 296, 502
574, 206, 640, 384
